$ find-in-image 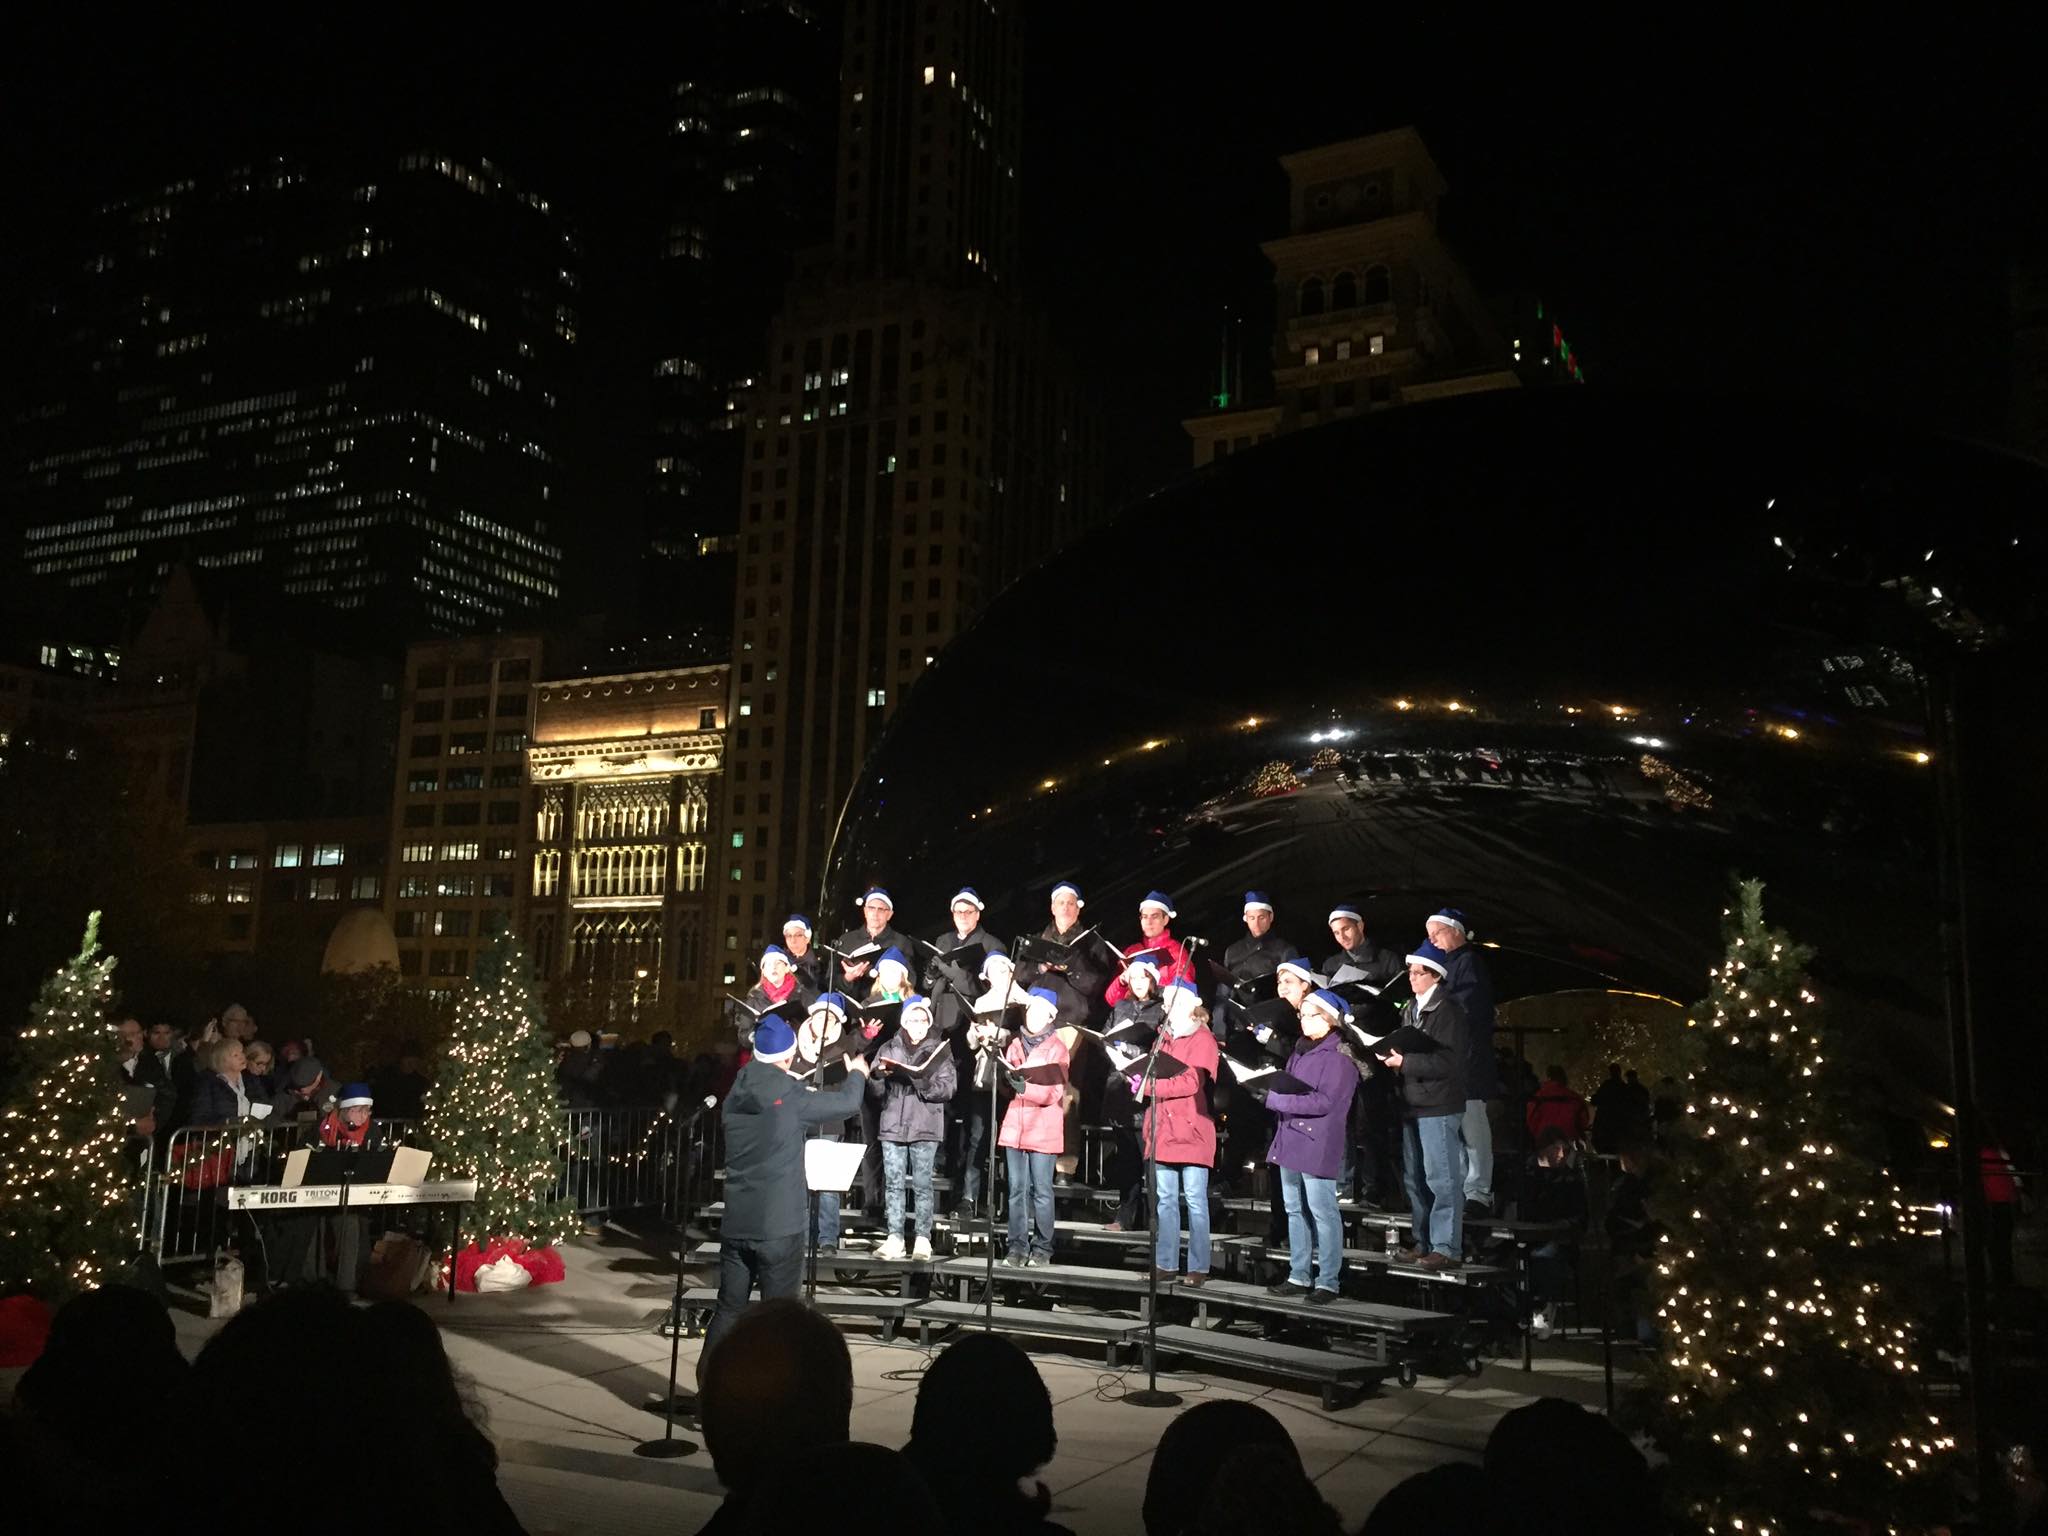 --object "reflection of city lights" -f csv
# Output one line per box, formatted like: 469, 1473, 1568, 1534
1394, 699, 1412, 711
1910, 751, 1931, 765
1779, 726, 1800, 740
1040, 778, 1057, 790
1242, 716, 1261, 729
1608, 704, 1631, 717
1141, 739, 1162, 751
1629, 735, 1668, 749
1927, 1135, 1950, 1150
1446, 700, 1463, 712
